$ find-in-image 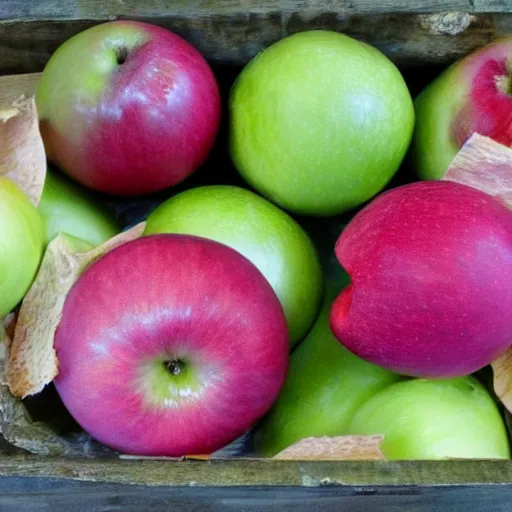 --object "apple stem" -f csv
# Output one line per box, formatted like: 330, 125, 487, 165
116, 47, 129, 66
164, 359, 184, 376
495, 75, 511, 95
